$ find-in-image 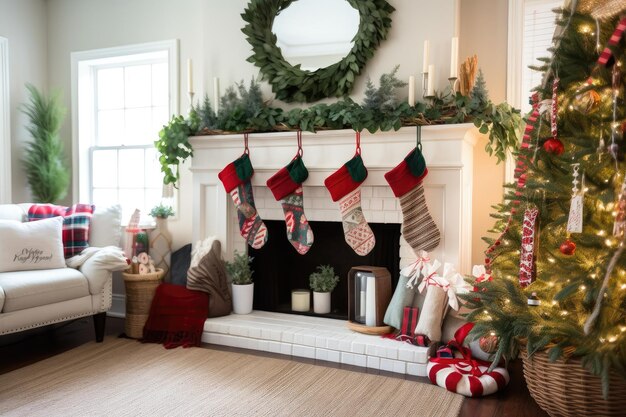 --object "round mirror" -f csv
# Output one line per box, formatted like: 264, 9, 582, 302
272, 0, 360, 72
242, 0, 394, 103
